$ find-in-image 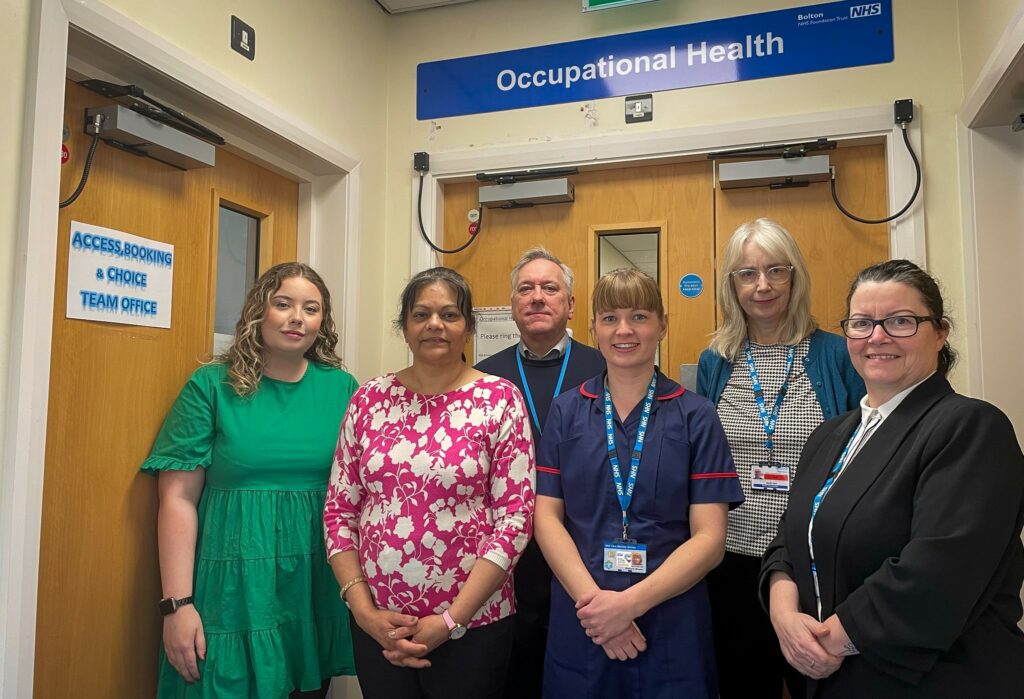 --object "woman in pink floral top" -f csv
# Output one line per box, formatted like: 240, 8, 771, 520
324, 267, 536, 699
